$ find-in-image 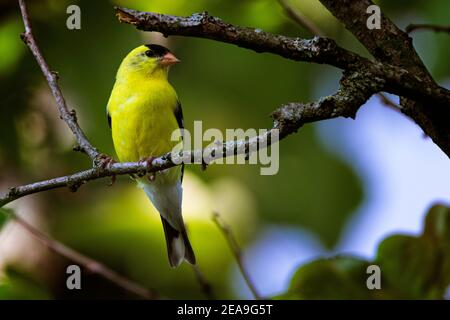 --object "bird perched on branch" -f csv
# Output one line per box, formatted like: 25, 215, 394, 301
106, 44, 195, 267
